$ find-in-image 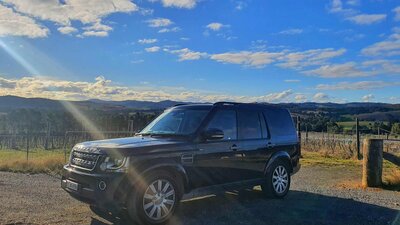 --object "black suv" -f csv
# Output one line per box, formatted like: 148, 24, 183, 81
61, 102, 300, 224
